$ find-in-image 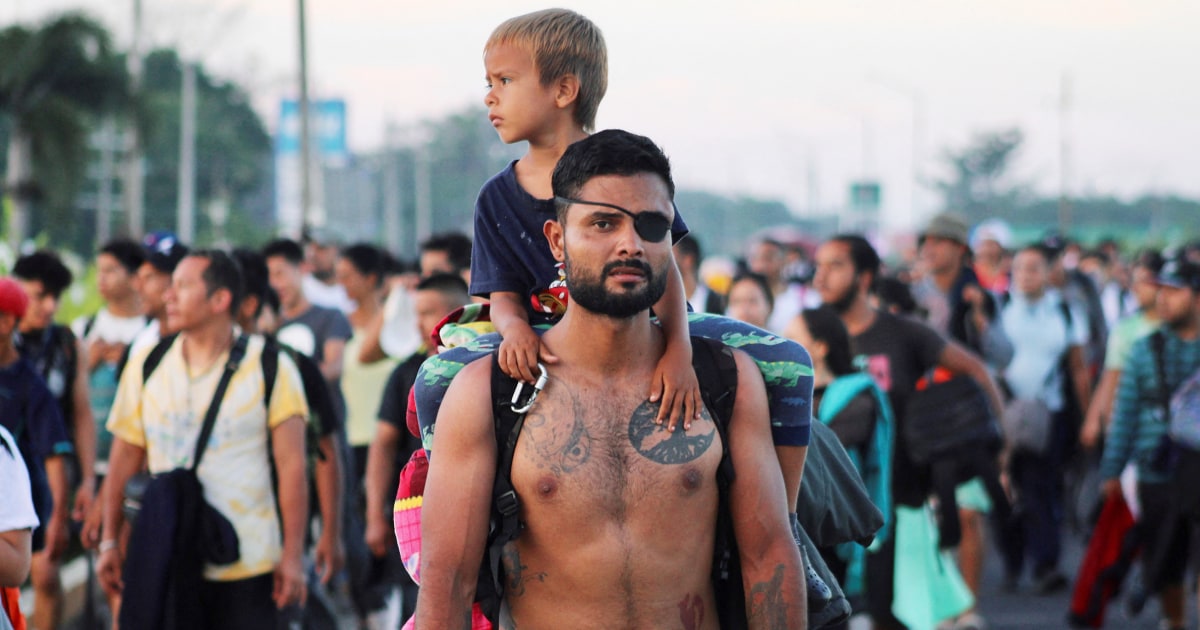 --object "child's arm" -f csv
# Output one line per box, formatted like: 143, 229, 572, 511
491, 291, 557, 384
652, 258, 701, 430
